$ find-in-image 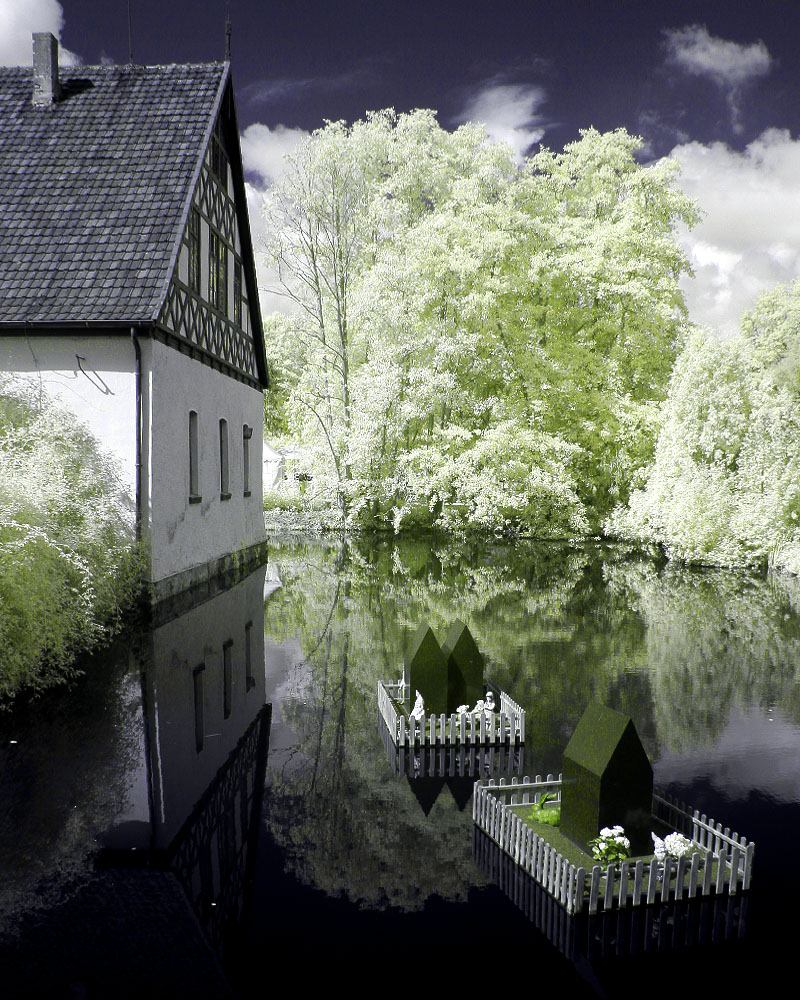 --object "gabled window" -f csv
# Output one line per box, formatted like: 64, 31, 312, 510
188, 208, 201, 294
233, 257, 242, 326
219, 418, 230, 499
209, 230, 227, 313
